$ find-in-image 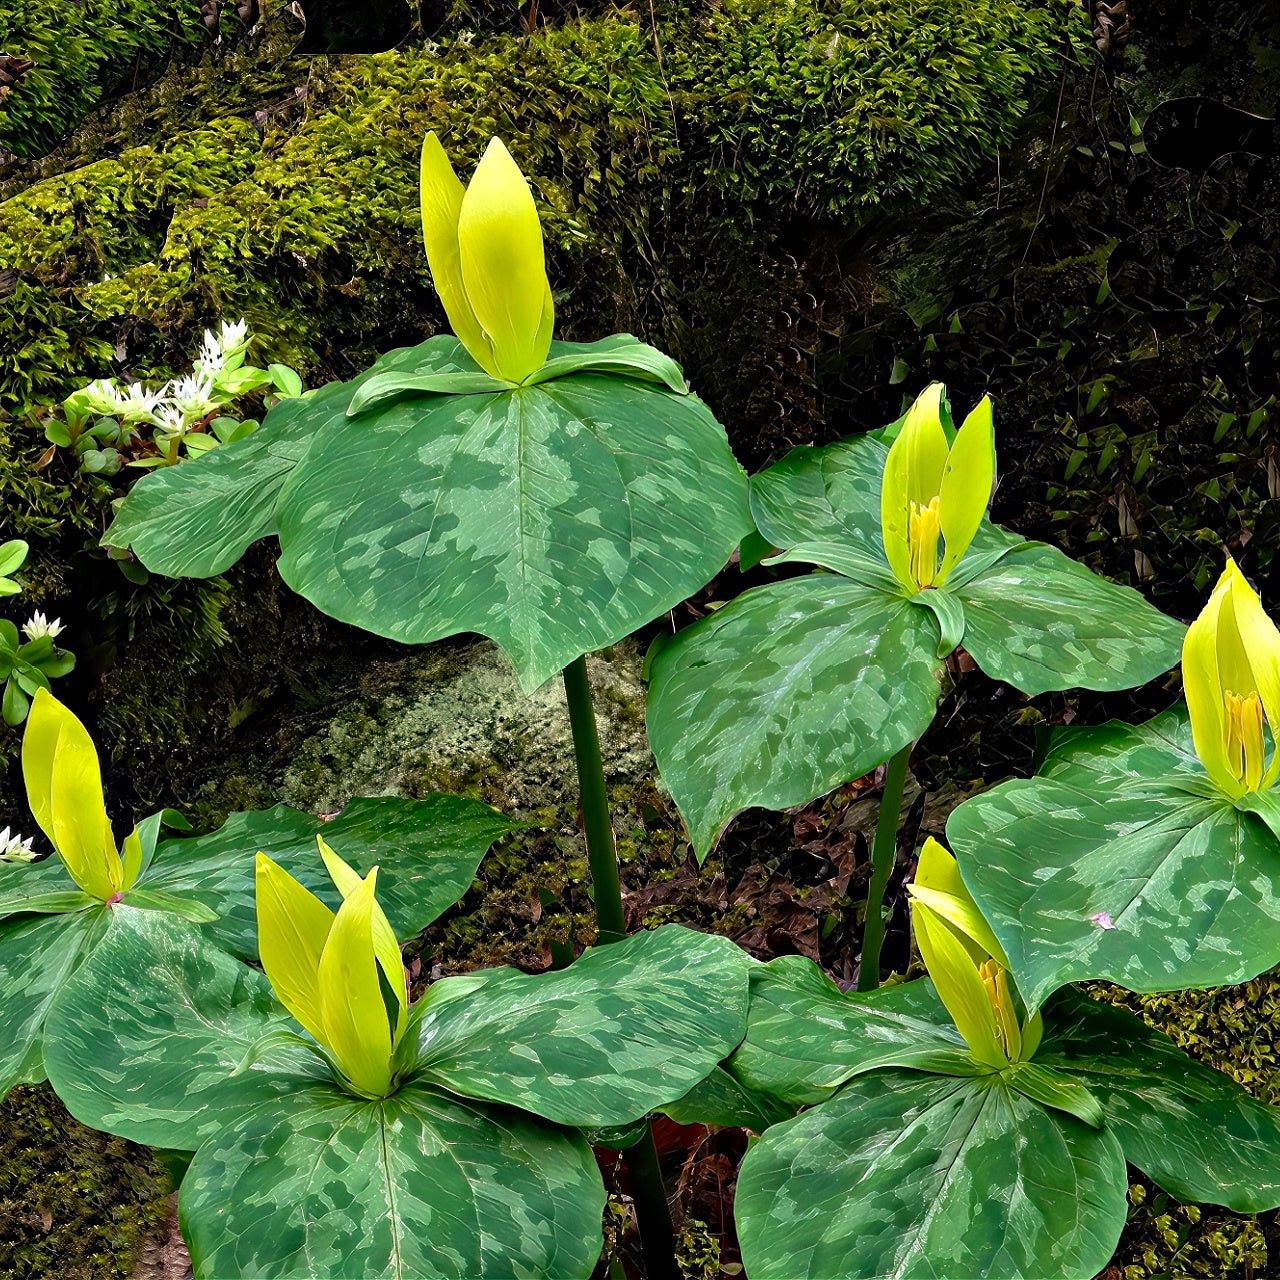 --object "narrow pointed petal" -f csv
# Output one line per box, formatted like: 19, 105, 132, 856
319, 867, 395, 1096
1183, 567, 1242, 797
419, 133, 496, 375
23, 690, 120, 899
121, 826, 144, 890
1223, 563, 1280, 785
255, 852, 333, 1044
881, 384, 950, 591
457, 137, 553, 383
879, 440, 916, 591
936, 396, 995, 584
912, 902, 1008, 1068
910, 838, 1009, 966
318, 837, 406, 1035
